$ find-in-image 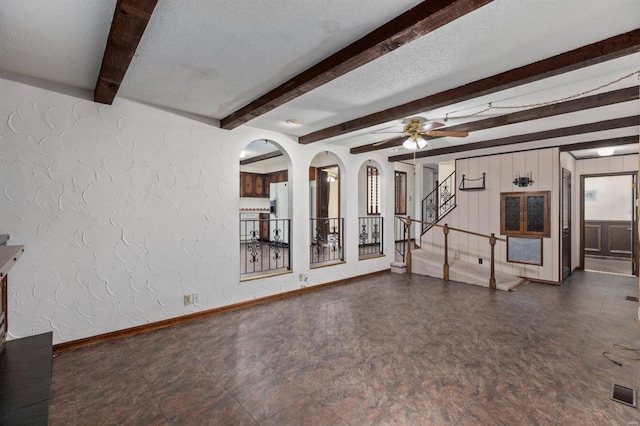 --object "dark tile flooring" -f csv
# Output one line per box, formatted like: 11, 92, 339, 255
50, 270, 640, 425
